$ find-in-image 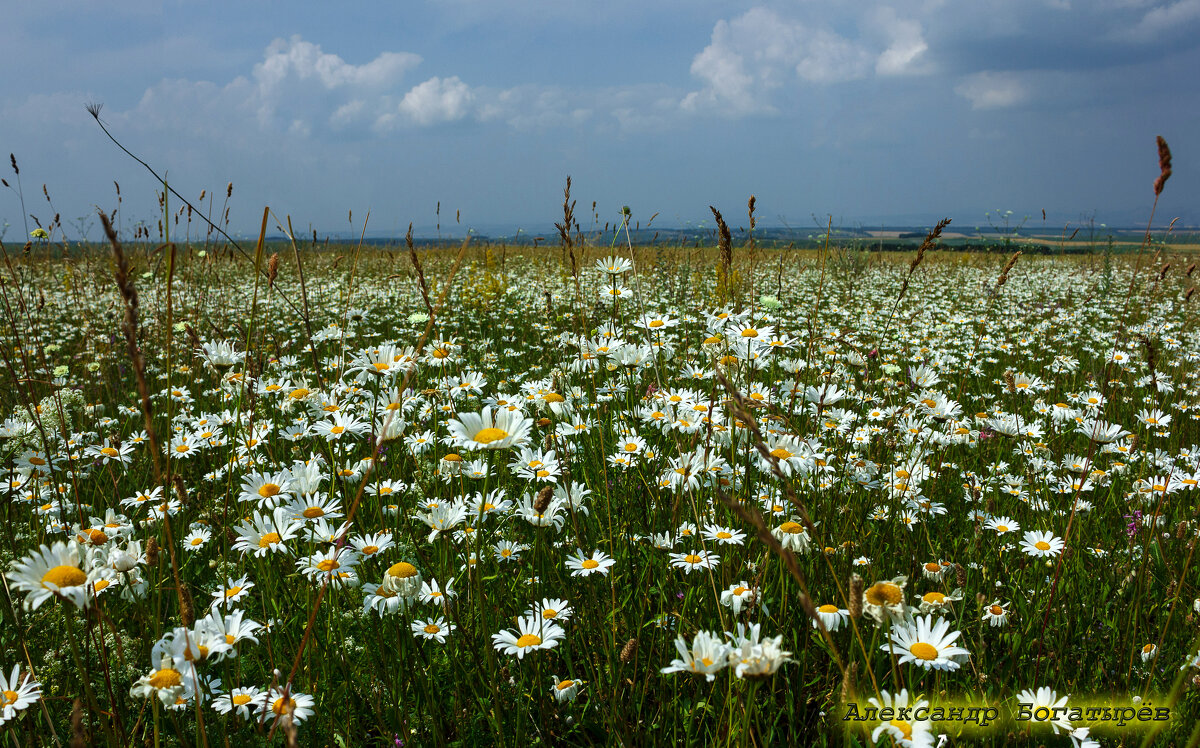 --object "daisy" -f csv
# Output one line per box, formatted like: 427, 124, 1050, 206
412, 617, 455, 643
669, 549, 720, 574
702, 524, 746, 546
771, 520, 812, 552
550, 675, 583, 703
446, 406, 532, 451
350, 532, 395, 559
0, 665, 41, 723
183, 528, 211, 551
211, 576, 255, 609
721, 582, 763, 616
882, 615, 970, 671
420, 577, 457, 606
565, 550, 615, 577
866, 689, 936, 748
239, 470, 293, 509
660, 630, 729, 681
7, 541, 94, 610
531, 597, 573, 623
813, 604, 850, 632
259, 686, 316, 725
297, 546, 360, 583
213, 686, 266, 720
361, 583, 405, 616
1019, 530, 1065, 558
492, 615, 565, 659
985, 516, 1020, 535
862, 576, 908, 623
232, 508, 302, 558
982, 600, 1011, 627
129, 656, 193, 706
